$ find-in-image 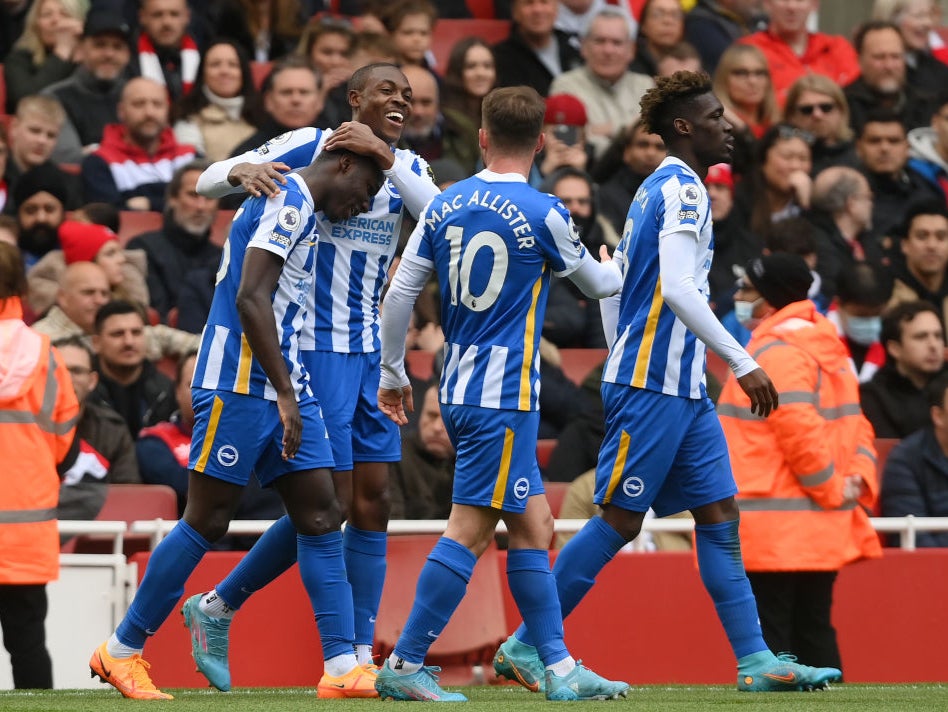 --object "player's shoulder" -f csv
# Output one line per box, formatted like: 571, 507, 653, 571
649, 160, 703, 203
252, 127, 325, 157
